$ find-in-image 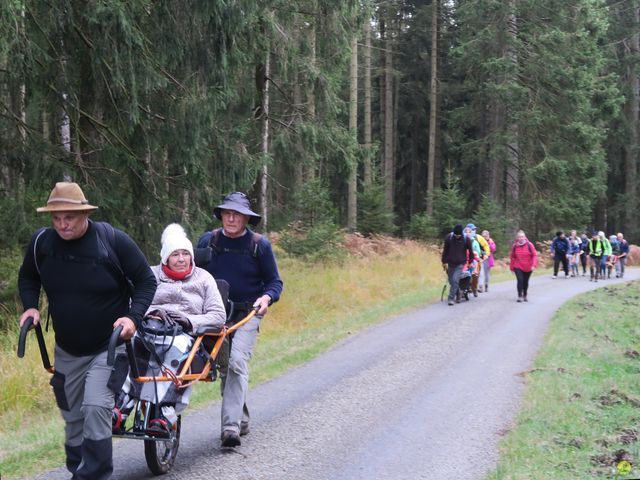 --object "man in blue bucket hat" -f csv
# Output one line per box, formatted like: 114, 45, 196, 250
197, 192, 283, 447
